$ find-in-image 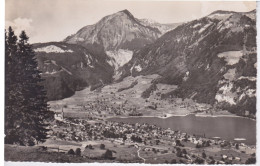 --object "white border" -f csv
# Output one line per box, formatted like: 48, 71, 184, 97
1, 0, 259, 166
